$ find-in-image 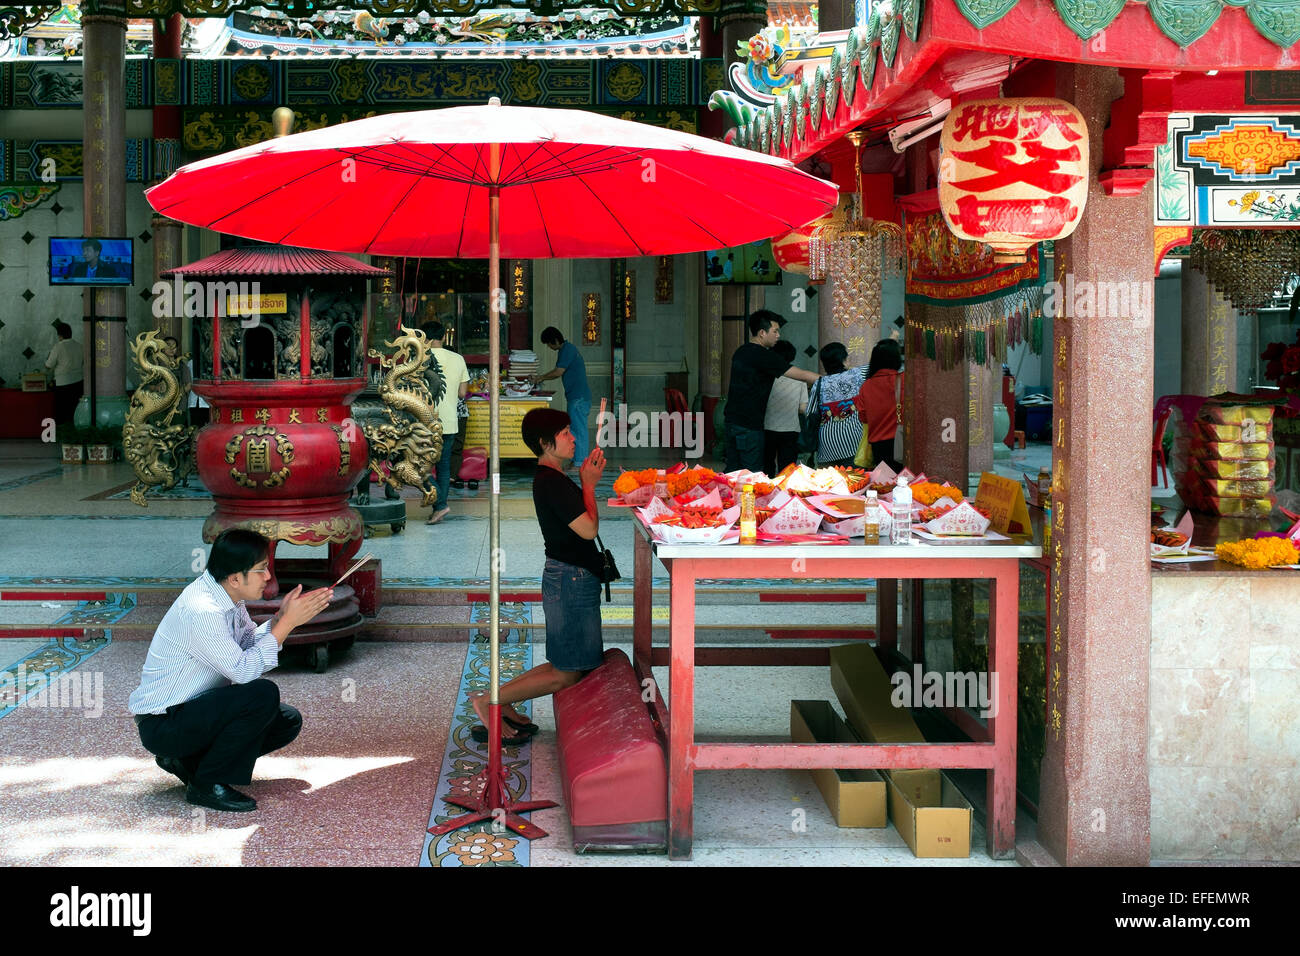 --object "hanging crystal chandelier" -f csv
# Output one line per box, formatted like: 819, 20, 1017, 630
808, 130, 904, 331
1190, 230, 1300, 314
